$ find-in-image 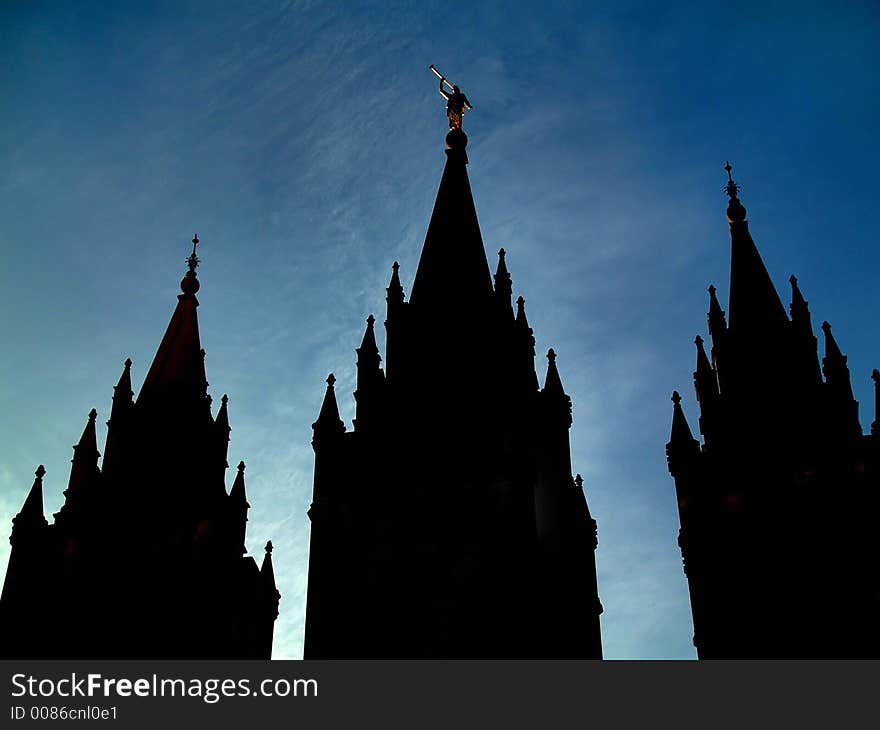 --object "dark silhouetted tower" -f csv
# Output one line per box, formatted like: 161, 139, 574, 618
667, 165, 880, 658
0, 238, 280, 658
304, 123, 602, 658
